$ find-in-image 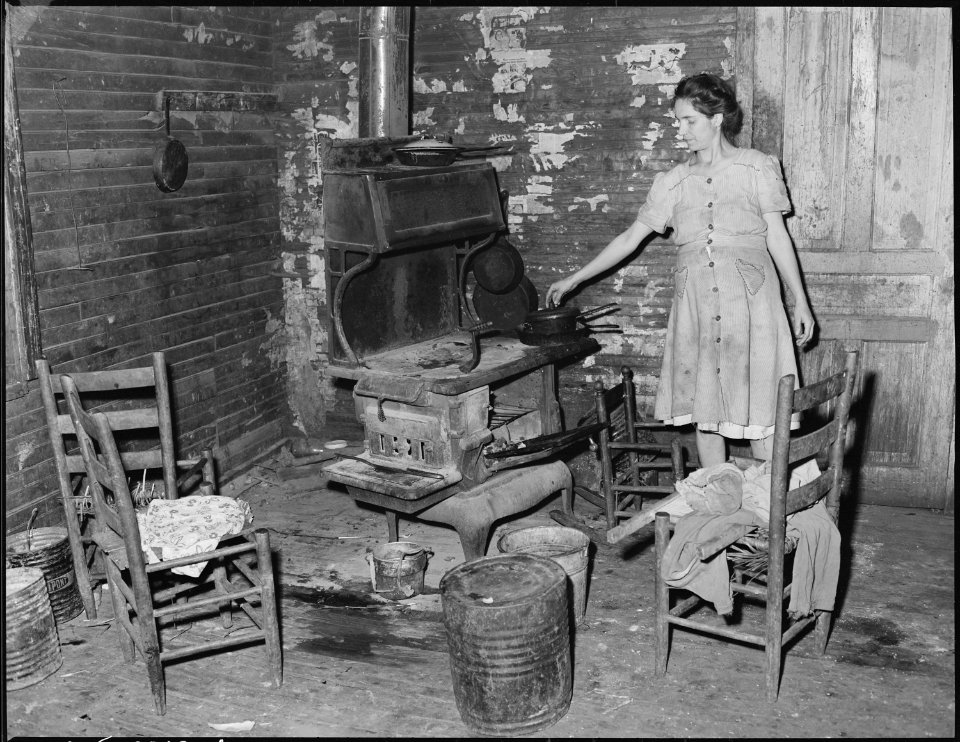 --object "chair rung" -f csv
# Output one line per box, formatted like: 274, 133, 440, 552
667, 614, 766, 646
731, 581, 768, 598
613, 485, 676, 494
782, 614, 817, 644
159, 630, 266, 663
153, 585, 261, 619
